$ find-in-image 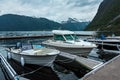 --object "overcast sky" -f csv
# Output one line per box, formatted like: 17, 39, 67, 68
0, 0, 103, 22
